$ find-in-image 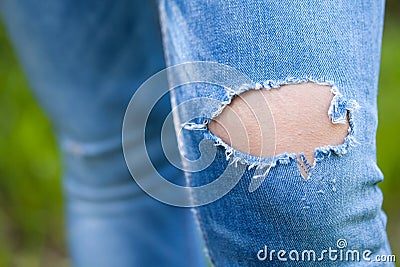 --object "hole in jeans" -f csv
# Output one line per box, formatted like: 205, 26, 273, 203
208, 82, 350, 179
